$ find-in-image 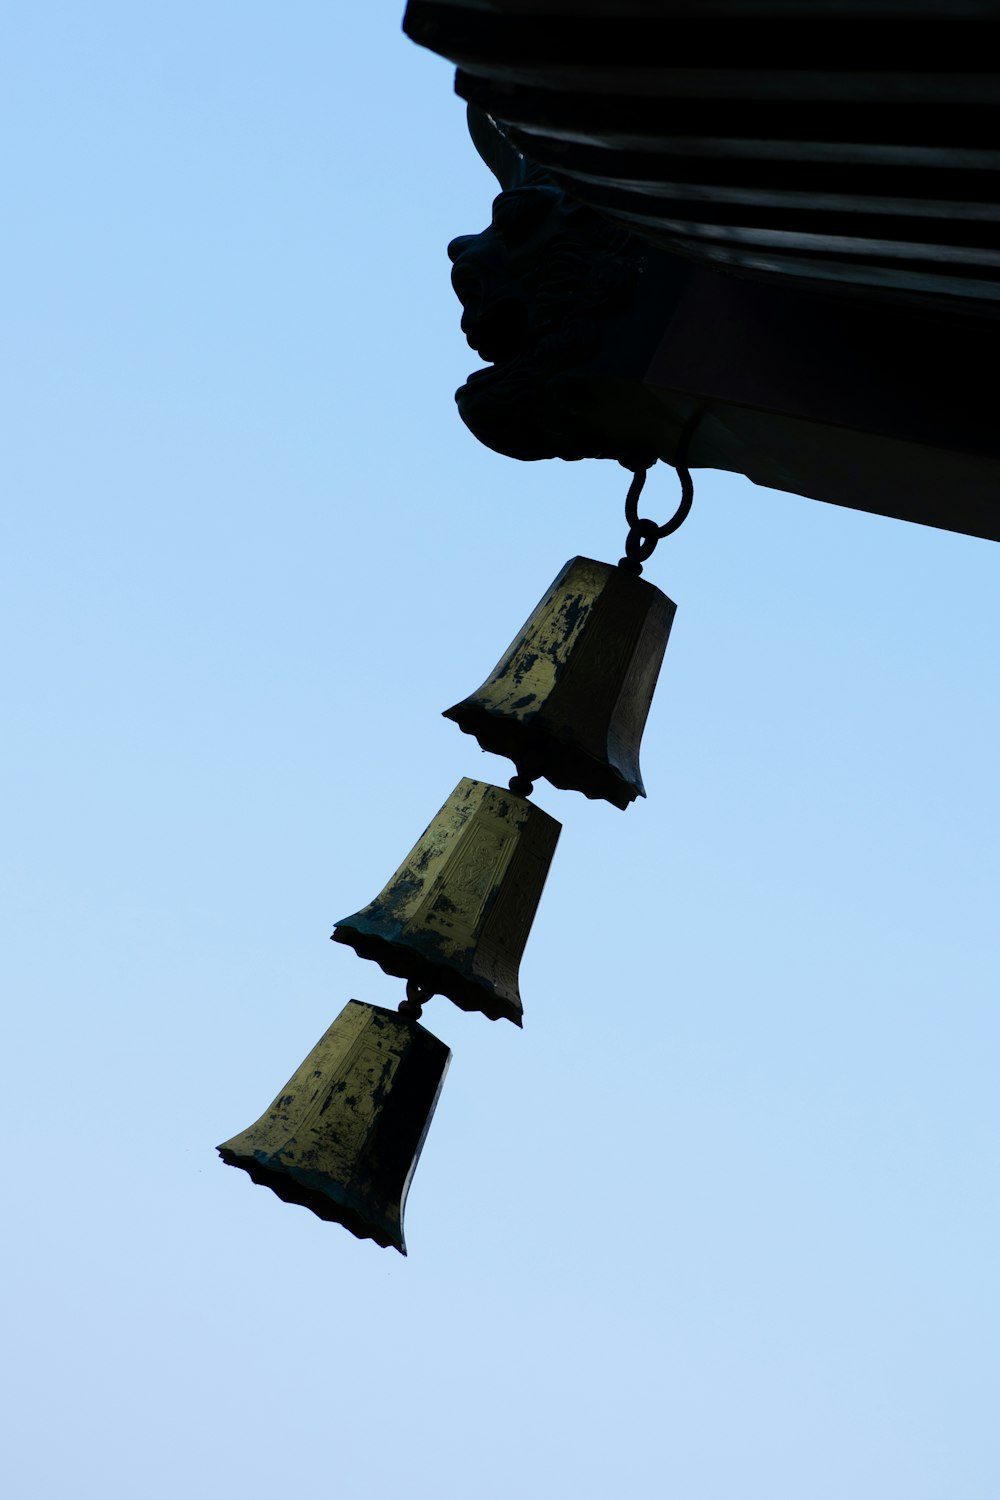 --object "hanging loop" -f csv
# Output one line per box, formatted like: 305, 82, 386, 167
618, 441, 695, 576
399, 978, 434, 1020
